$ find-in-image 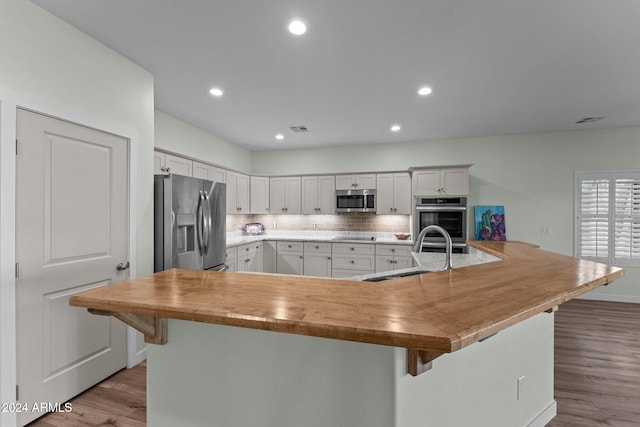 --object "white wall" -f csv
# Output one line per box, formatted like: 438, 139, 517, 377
0, 1, 154, 426
252, 127, 640, 300
155, 110, 252, 173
